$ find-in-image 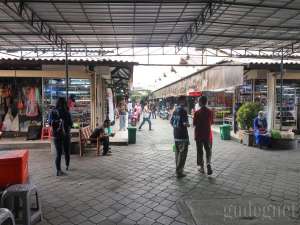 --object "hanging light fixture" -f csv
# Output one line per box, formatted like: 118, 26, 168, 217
158, 78, 162, 81
180, 57, 188, 65
171, 66, 177, 73
163, 73, 167, 77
